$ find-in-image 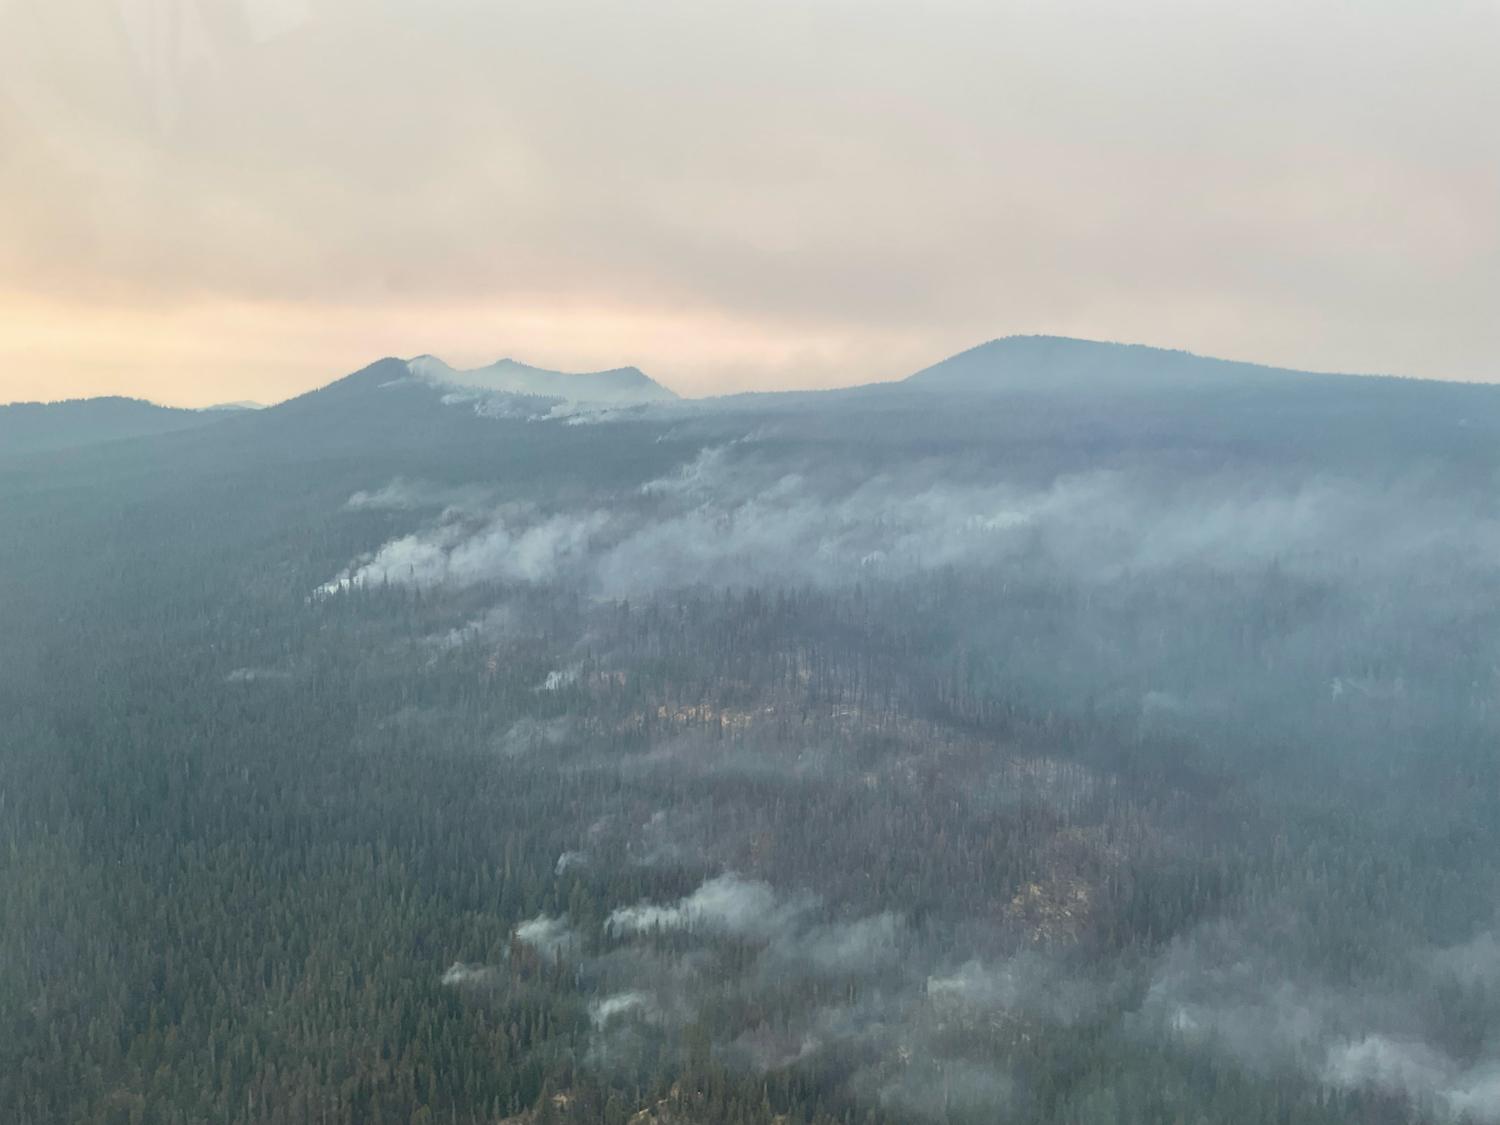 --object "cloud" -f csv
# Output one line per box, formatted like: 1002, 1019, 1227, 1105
7, 0, 1499, 406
